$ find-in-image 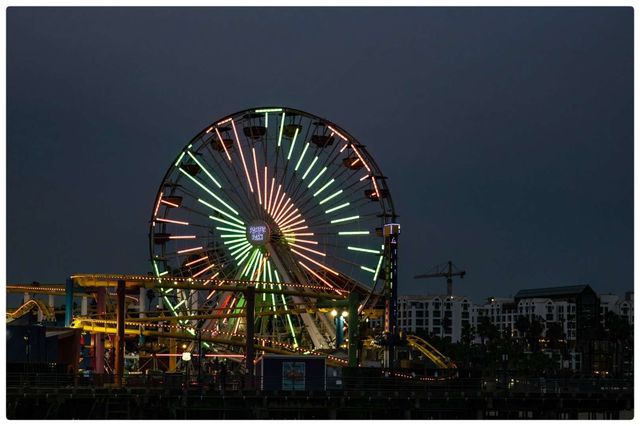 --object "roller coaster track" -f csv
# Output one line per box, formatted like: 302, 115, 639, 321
406, 335, 457, 370
71, 319, 349, 367
7, 299, 56, 322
